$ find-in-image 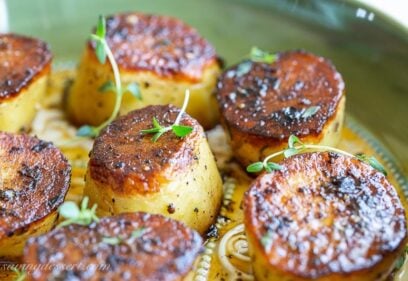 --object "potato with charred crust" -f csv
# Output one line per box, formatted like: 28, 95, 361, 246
83, 104, 223, 234
24, 212, 202, 281
0, 34, 52, 132
67, 12, 221, 129
216, 50, 345, 167
0, 132, 70, 261
244, 152, 407, 281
